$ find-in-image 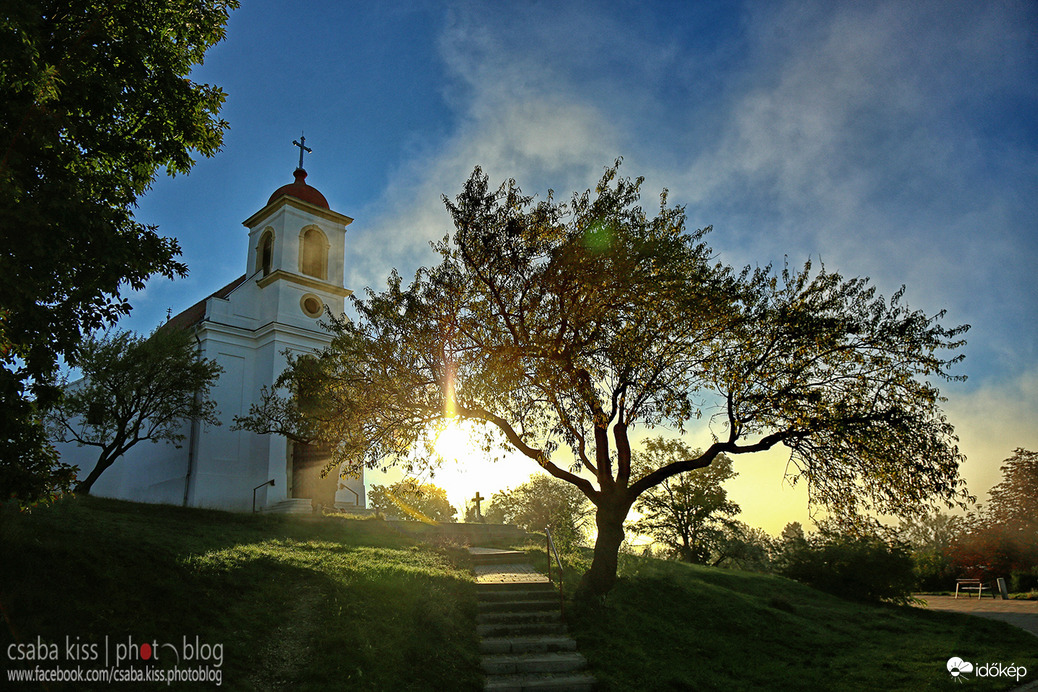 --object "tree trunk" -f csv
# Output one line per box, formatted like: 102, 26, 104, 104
74, 453, 116, 494
580, 498, 629, 598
